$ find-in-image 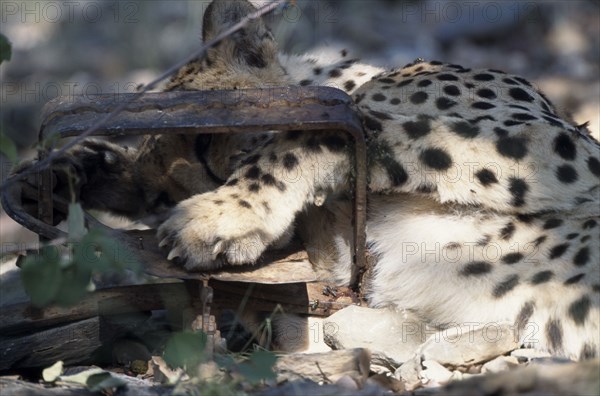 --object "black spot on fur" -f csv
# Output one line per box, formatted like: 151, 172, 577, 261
580, 344, 597, 360
260, 173, 276, 186
509, 177, 529, 207
397, 79, 413, 87
568, 295, 591, 326
469, 115, 496, 124
363, 115, 383, 132
282, 153, 298, 170
313, 67, 322, 75
543, 115, 563, 127
514, 301, 535, 332
417, 183, 437, 193
566, 233, 580, 240
443, 85, 461, 96
556, 164, 578, 184
248, 183, 260, 192
511, 113, 537, 121
499, 223, 516, 240
496, 137, 527, 160
503, 77, 519, 85
543, 219, 563, 229
306, 136, 322, 153
420, 148, 453, 170
477, 235, 491, 246
546, 319, 563, 352
299, 79, 312, 86
436, 97, 457, 110
437, 73, 458, 81
553, 133, 577, 160
379, 77, 395, 84
403, 117, 432, 139
238, 200, 251, 208
328, 68, 342, 78
451, 121, 479, 138
549, 243, 569, 259
514, 76, 532, 86
587, 157, 600, 176
417, 79, 432, 87
493, 127, 509, 137
344, 80, 356, 91
504, 120, 524, 127
502, 252, 523, 265
372, 93, 386, 101
472, 101, 496, 110
573, 247, 590, 266
241, 154, 261, 165
582, 219, 597, 229
531, 270, 554, 284
385, 160, 409, 186
390, 98, 401, 105
226, 178, 239, 186
410, 91, 428, 104
509, 87, 535, 102
476, 169, 498, 186
564, 273, 585, 285
477, 88, 497, 99
459, 261, 492, 276
581, 235, 591, 243
322, 135, 347, 152
492, 274, 519, 298
245, 166, 261, 180
473, 73, 495, 81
